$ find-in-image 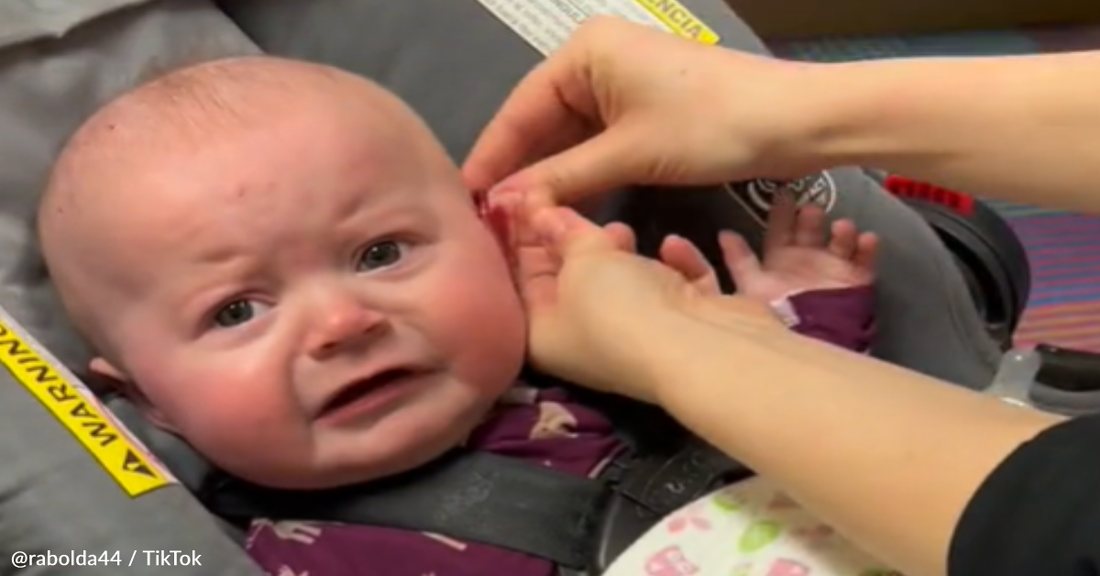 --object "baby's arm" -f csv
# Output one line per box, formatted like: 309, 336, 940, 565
774, 287, 875, 353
